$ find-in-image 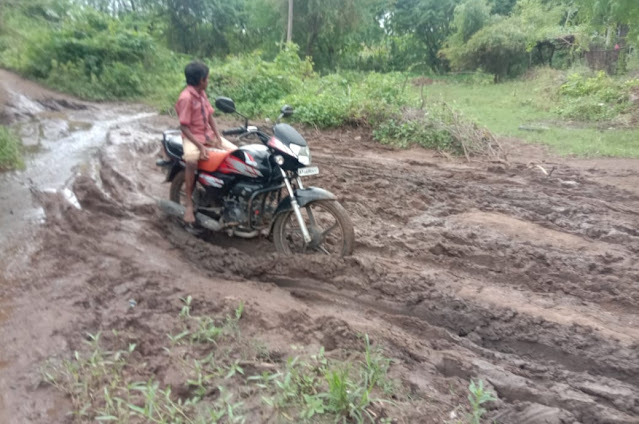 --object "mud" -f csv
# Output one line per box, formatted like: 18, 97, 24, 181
1, 71, 638, 423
